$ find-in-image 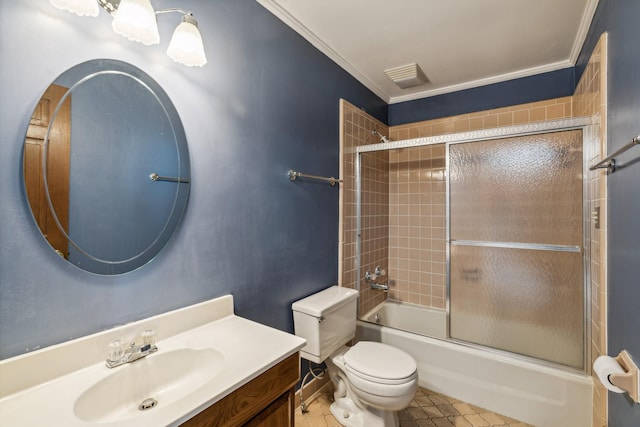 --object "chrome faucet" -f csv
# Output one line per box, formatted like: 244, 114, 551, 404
369, 281, 389, 292
106, 329, 158, 368
365, 266, 389, 292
